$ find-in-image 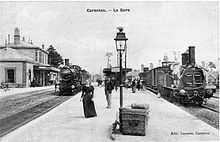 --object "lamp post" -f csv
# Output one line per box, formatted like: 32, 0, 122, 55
114, 27, 128, 108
